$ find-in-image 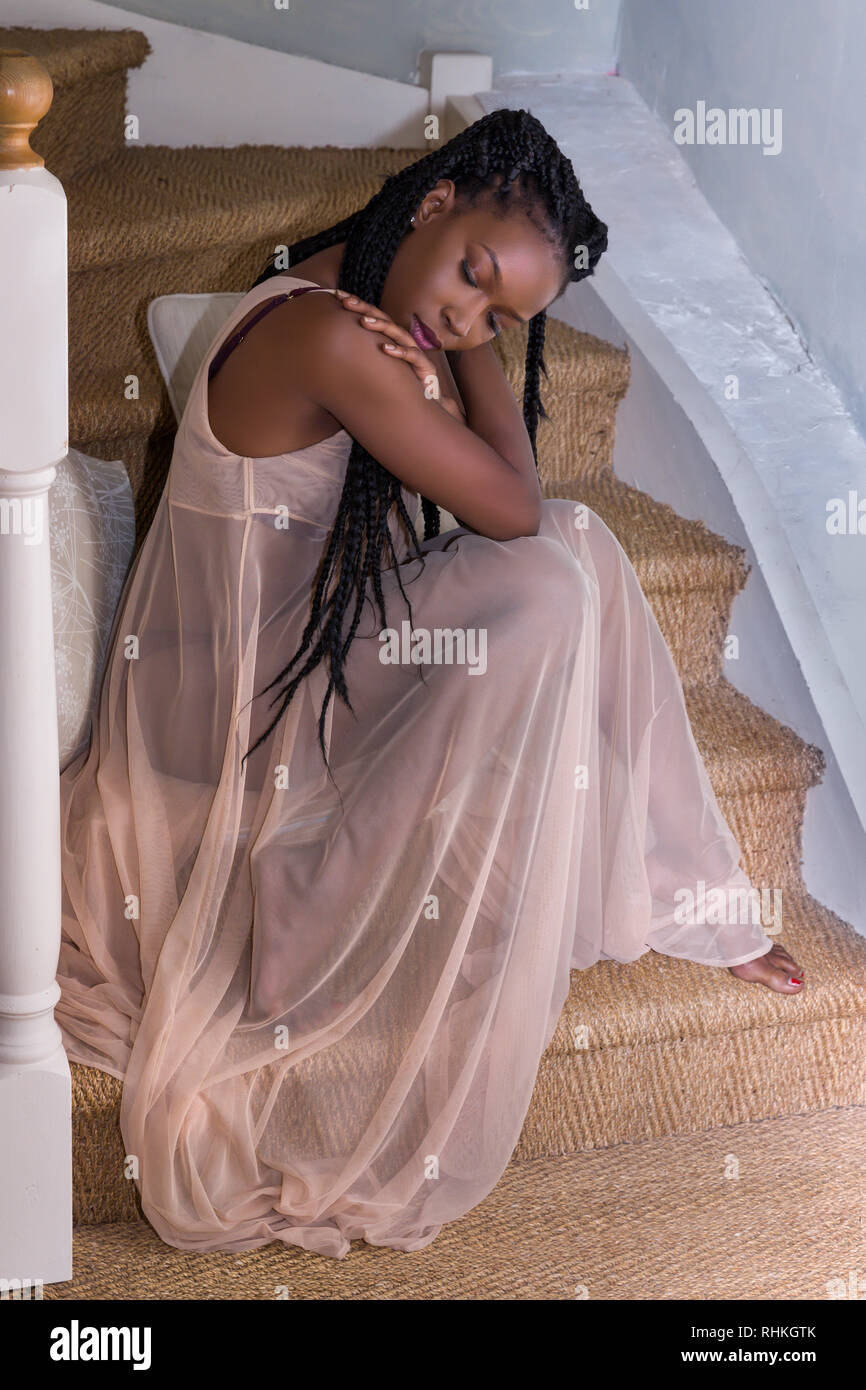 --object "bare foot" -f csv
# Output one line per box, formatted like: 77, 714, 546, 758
728, 942, 805, 993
